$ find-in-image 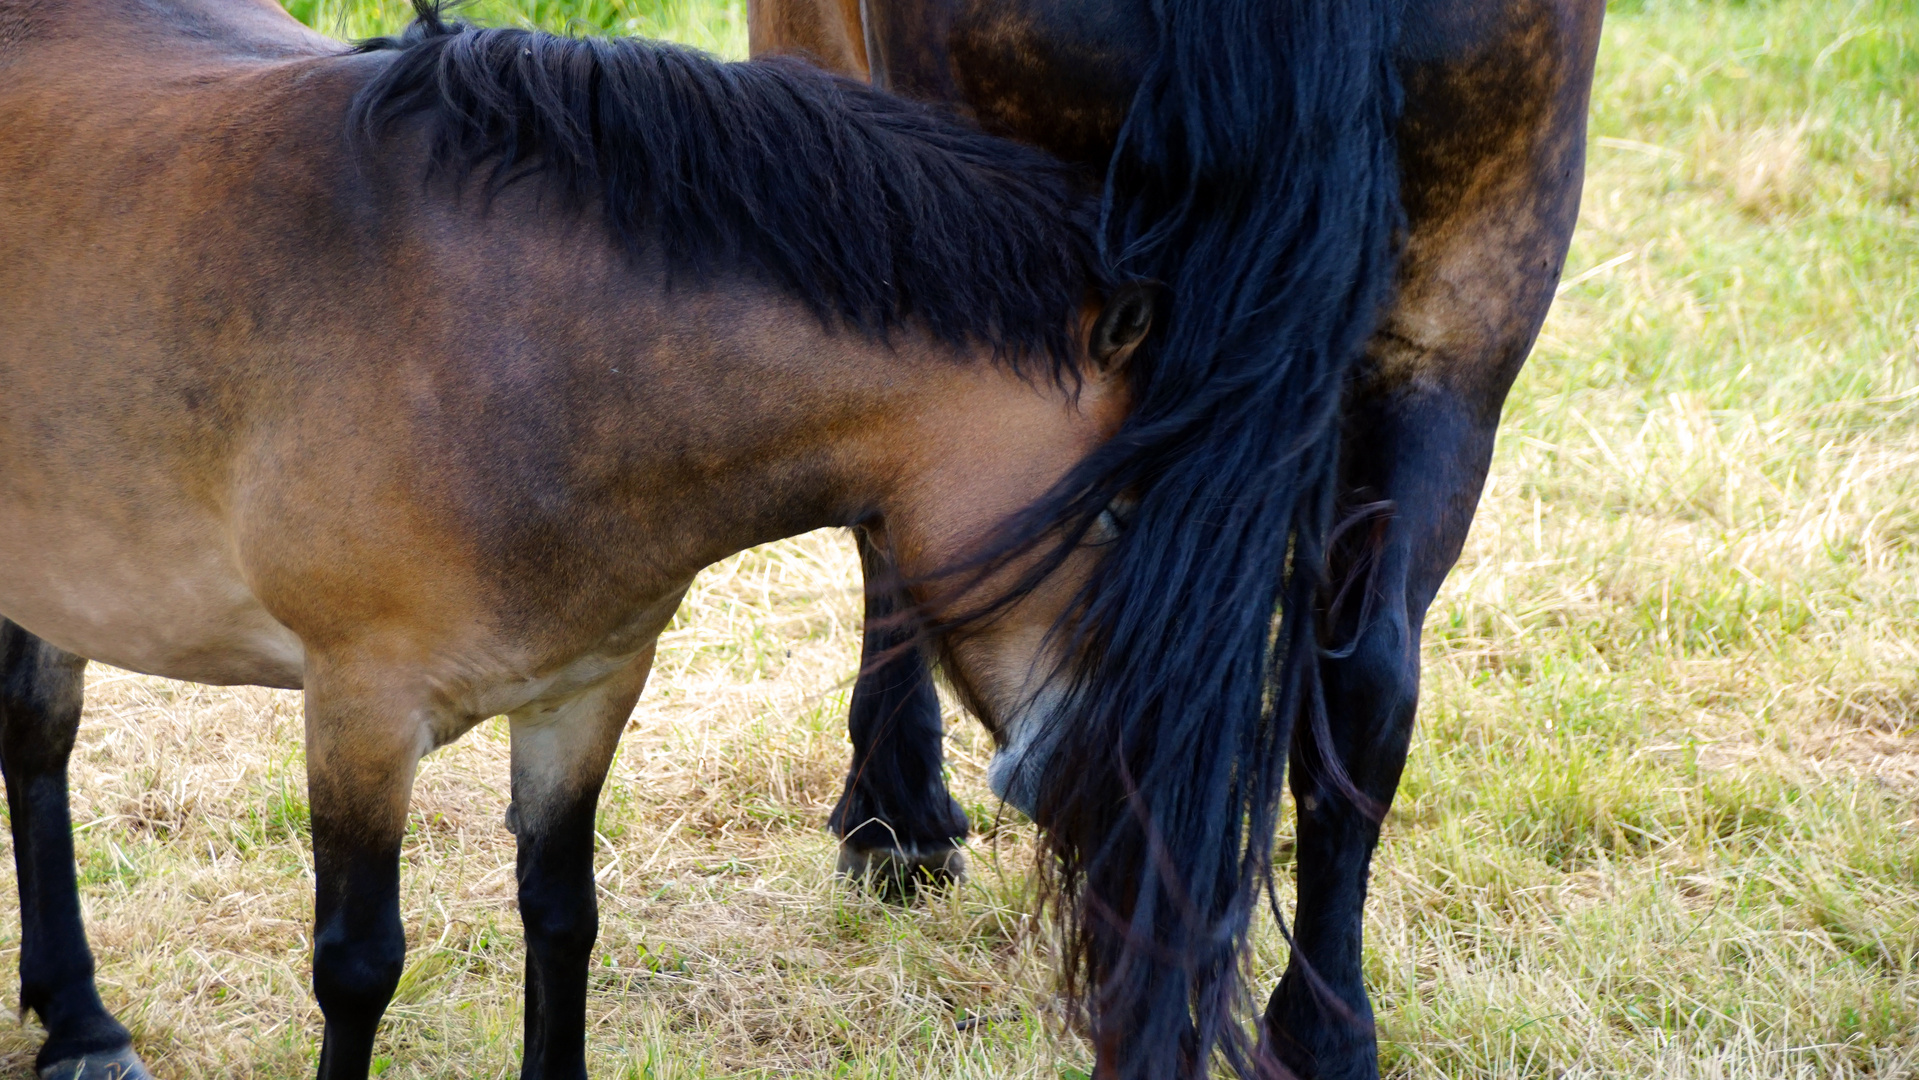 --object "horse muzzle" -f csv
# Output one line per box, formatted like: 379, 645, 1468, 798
984, 686, 1068, 819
